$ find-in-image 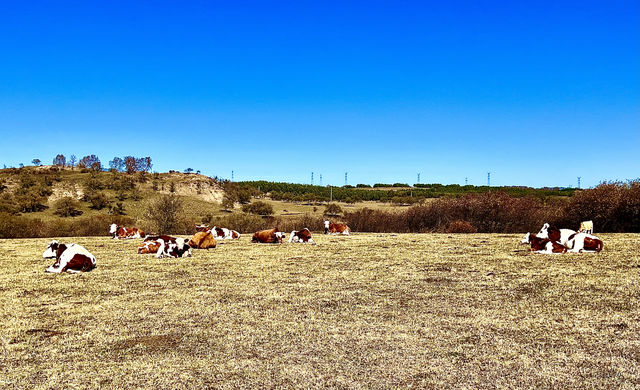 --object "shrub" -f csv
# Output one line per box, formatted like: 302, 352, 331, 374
242, 201, 274, 216
54, 197, 83, 217
146, 194, 184, 234
87, 192, 110, 210
446, 220, 477, 233
109, 202, 126, 215
324, 203, 343, 215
